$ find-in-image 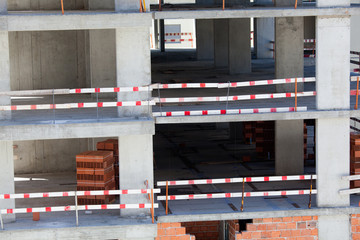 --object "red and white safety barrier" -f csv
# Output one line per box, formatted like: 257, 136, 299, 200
351, 76, 360, 82
304, 54, 316, 58
155, 77, 315, 90
0, 100, 155, 111
155, 91, 316, 104
0, 203, 158, 214
0, 189, 160, 200
351, 51, 360, 56
157, 175, 317, 186
157, 189, 317, 201
165, 32, 192, 36
69, 86, 150, 94
304, 48, 316, 51
304, 39, 315, 43
165, 39, 193, 43
152, 106, 307, 117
